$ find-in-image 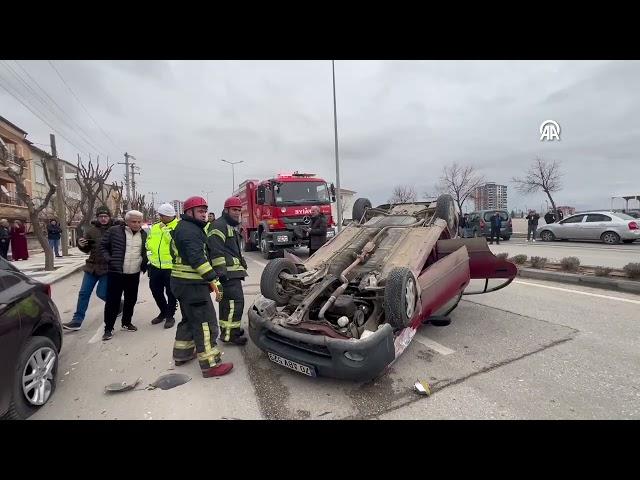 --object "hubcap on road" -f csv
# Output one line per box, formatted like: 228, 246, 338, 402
405, 279, 416, 318
22, 347, 56, 406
